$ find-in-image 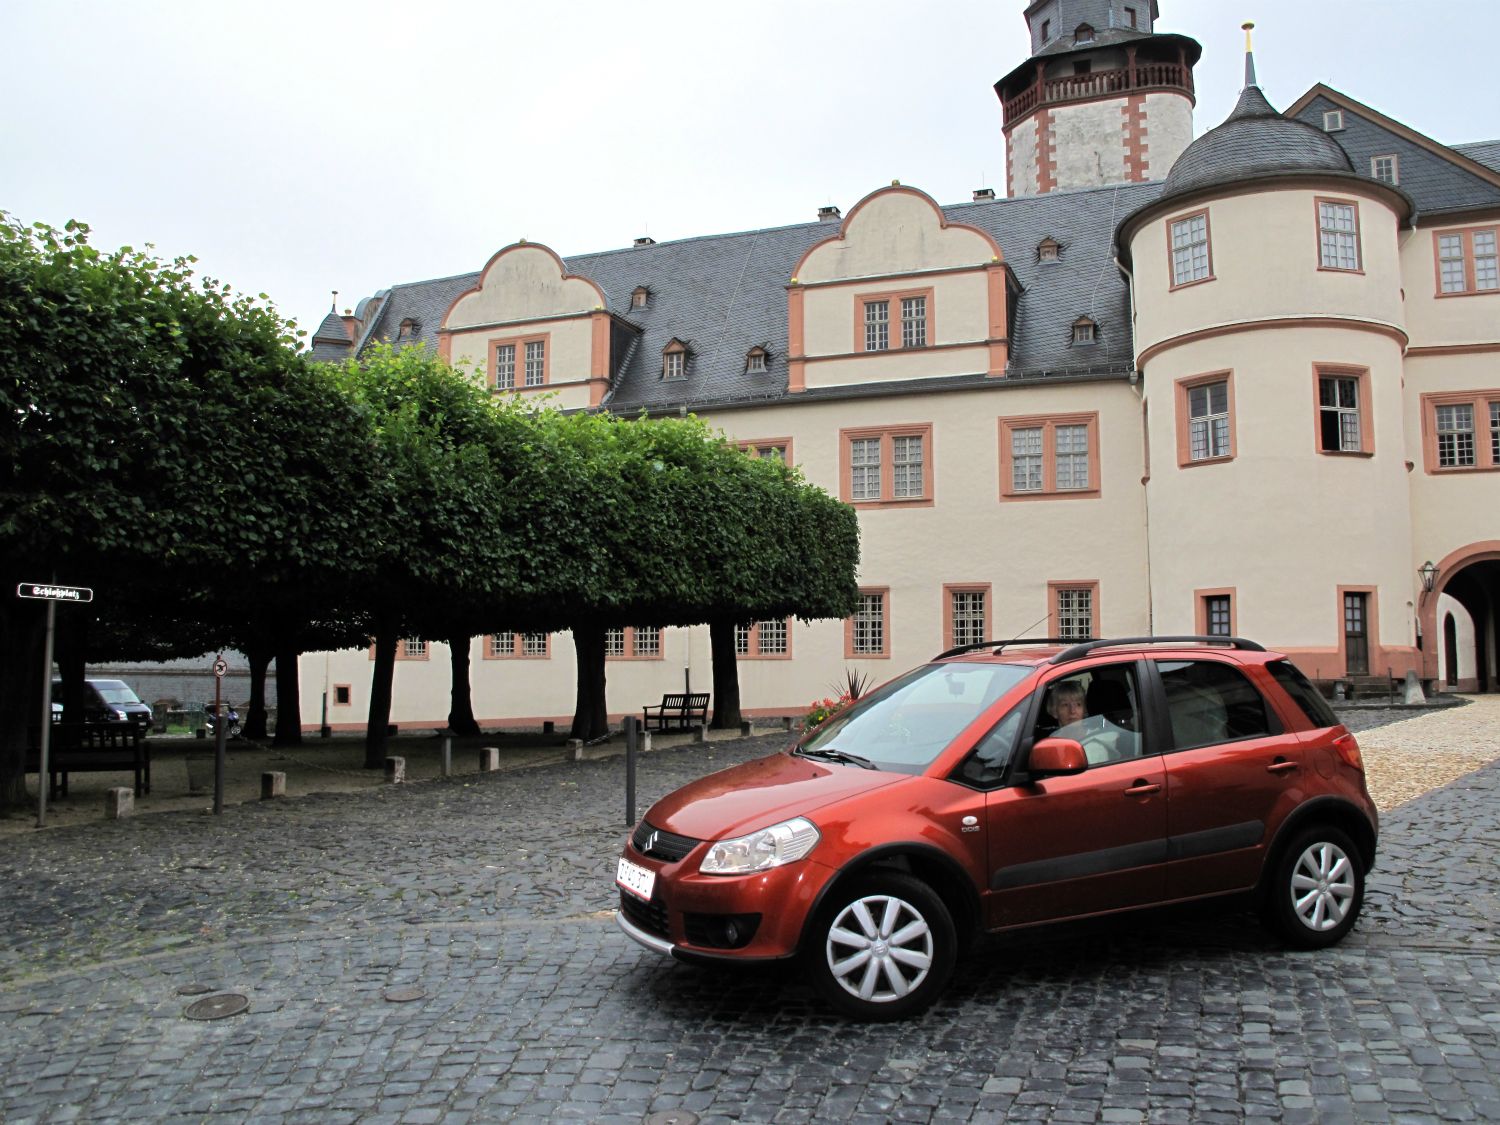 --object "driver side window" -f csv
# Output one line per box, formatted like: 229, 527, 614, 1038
1034, 663, 1143, 767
